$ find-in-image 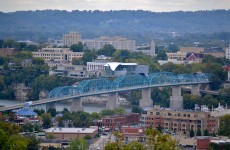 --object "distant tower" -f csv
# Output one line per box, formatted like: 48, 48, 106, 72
150, 40, 155, 57
226, 66, 230, 81
225, 44, 230, 59
63, 32, 81, 47
224, 65, 230, 89
47, 37, 51, 48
